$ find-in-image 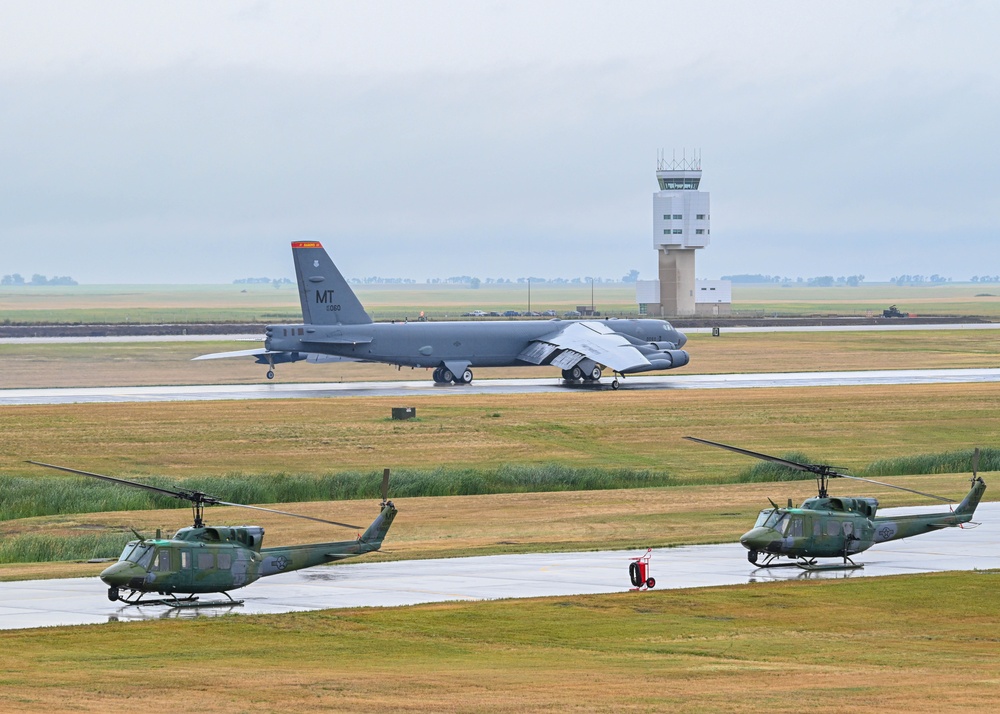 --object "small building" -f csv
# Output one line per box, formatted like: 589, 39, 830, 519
637, 279, 731, 317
